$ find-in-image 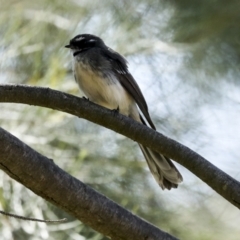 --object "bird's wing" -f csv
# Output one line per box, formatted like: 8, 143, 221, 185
102, 47, 156, 130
